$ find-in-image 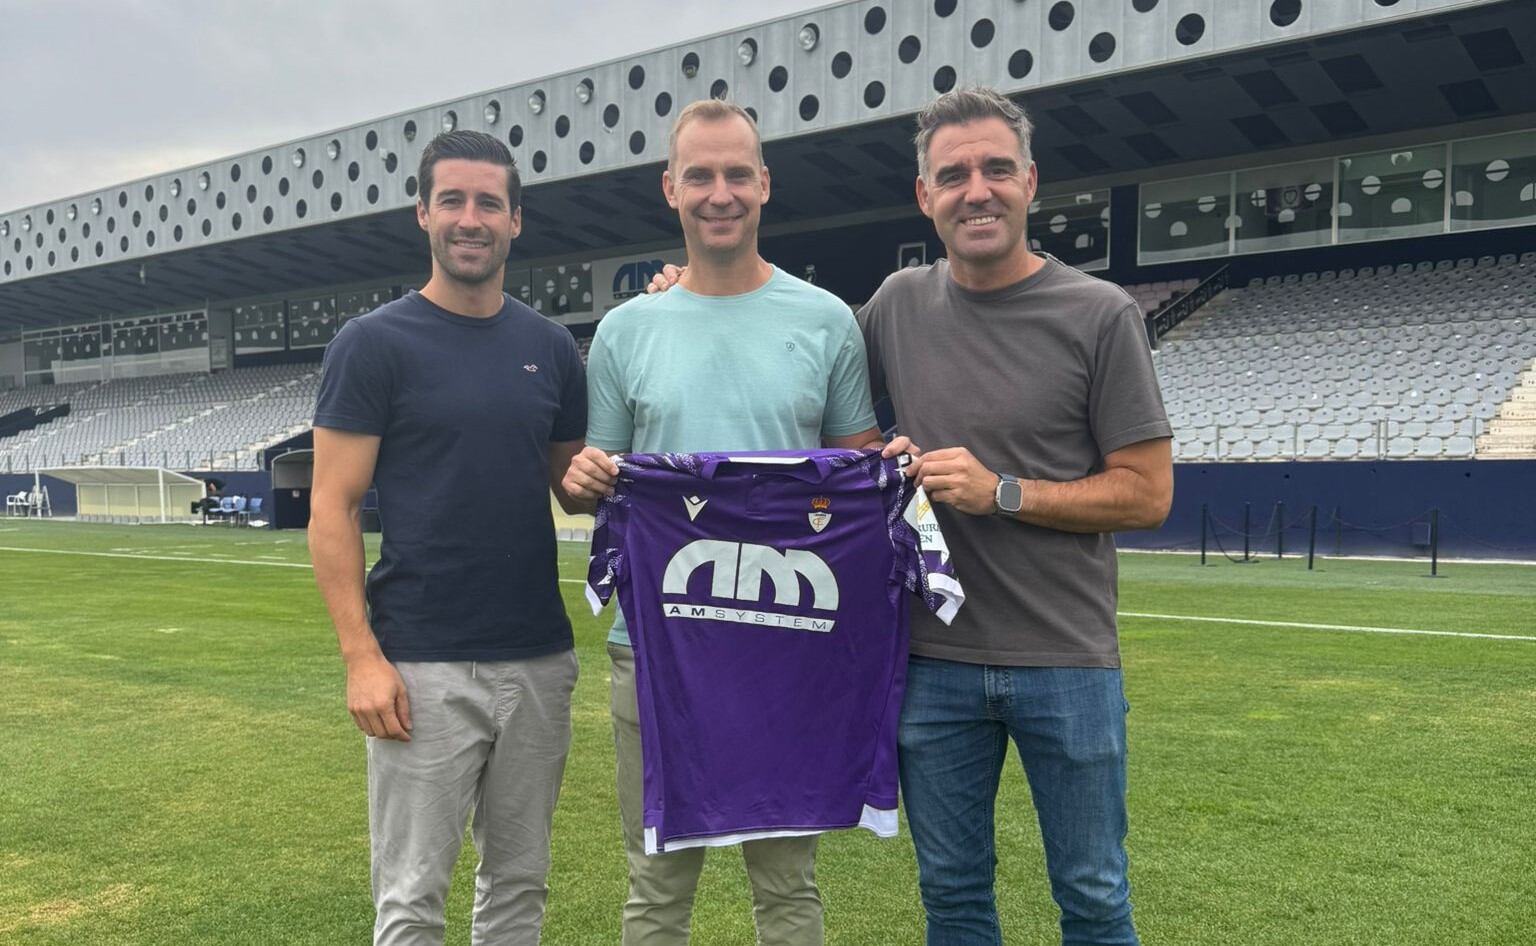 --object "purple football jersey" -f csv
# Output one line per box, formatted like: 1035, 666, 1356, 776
587, 449, 963, 854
